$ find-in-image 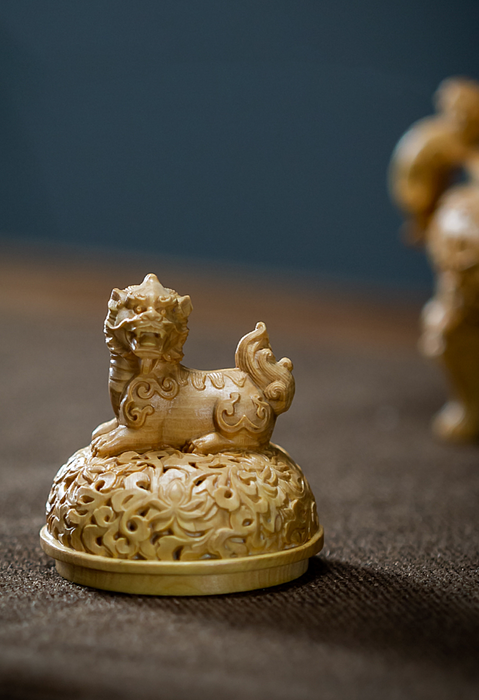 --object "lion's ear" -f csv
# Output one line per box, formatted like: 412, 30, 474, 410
108, 288, 125, 309
177, 295, 193, 319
